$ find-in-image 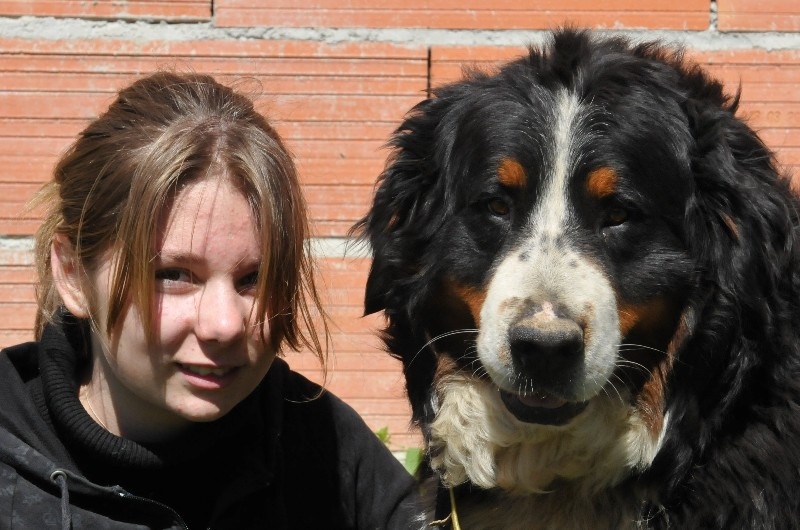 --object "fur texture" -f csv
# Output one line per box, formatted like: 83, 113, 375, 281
357, 29, 800, 529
